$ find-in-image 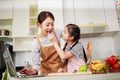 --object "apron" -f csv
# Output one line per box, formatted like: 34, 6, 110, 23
67, 58, 86, 72
36, 36, 63, 75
